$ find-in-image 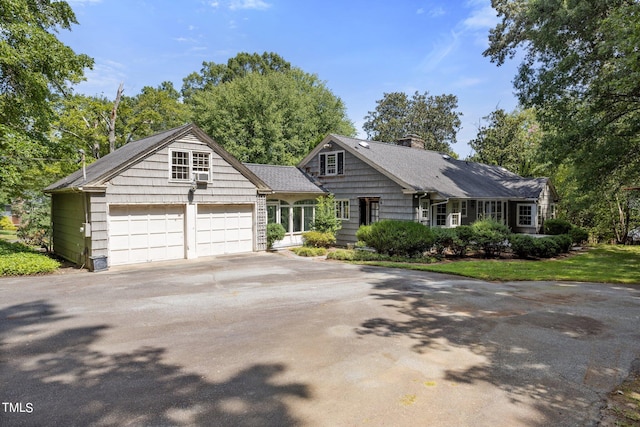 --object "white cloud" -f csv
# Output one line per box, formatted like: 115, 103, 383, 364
228, 0, 271, 10
74, 59, 128, 96
428, 6, 446, 18
418, 31, 461, 72
462, 3, 498, 30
